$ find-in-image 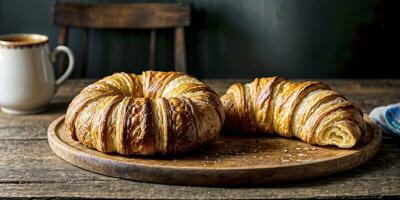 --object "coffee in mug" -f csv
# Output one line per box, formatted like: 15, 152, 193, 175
0, 33, 74, 114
